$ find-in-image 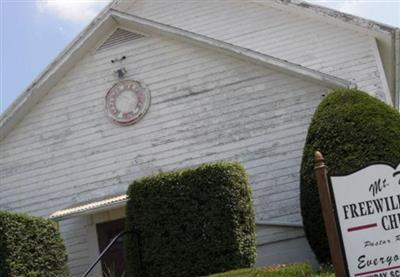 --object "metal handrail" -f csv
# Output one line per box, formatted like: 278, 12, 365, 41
81, 231, 128, 277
